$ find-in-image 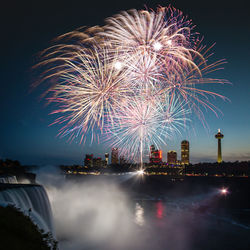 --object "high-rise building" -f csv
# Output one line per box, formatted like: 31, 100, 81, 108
215, 129, 224, 163
111, 148, 119, 164
149, 145, 162, 164
93, 157, 102, 167
167, 151, 177, 165
150, 145, 155, 156
149, 145, 155, 163
181, 140, 189, 165
84, 154, 93, 167
105, 153, 109, 166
